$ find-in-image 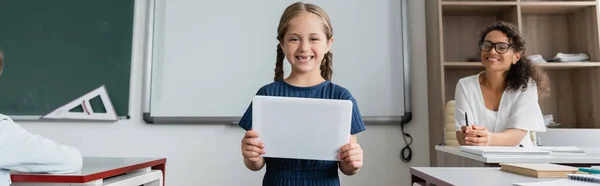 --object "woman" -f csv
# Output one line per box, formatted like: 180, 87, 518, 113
454, 21, 549, 147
